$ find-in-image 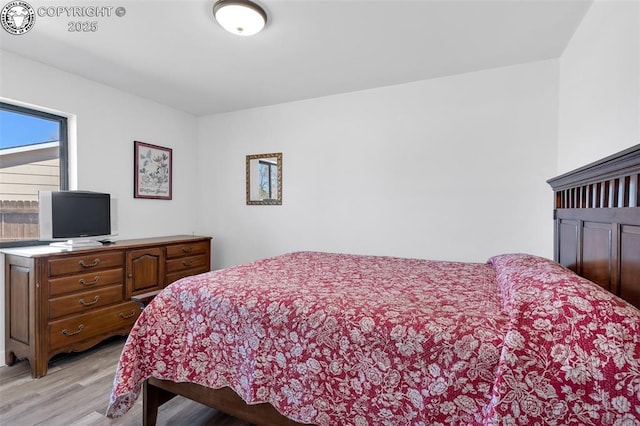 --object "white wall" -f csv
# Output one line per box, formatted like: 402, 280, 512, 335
0, 51, 200, 232
558, 0, 639, 173
197, 60, 559, 270
0, 50, 200, 363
